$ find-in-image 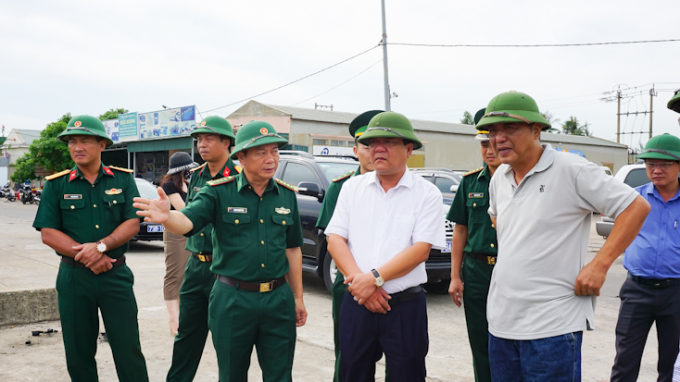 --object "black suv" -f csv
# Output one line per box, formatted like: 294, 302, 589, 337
274, 151, 453, 293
